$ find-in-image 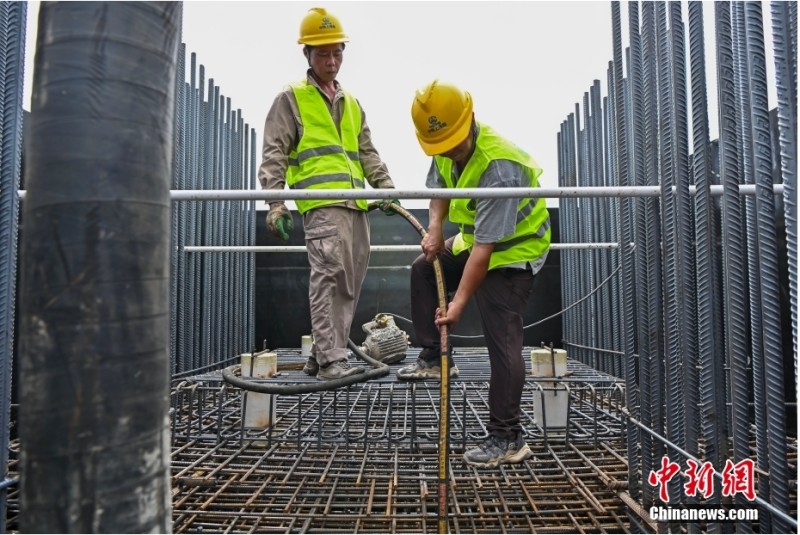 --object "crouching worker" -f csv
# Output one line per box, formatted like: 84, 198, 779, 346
398, 80, 551, 468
